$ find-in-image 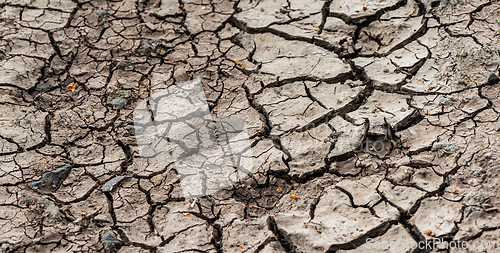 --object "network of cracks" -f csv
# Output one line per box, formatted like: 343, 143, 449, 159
1, 0, 500, 252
